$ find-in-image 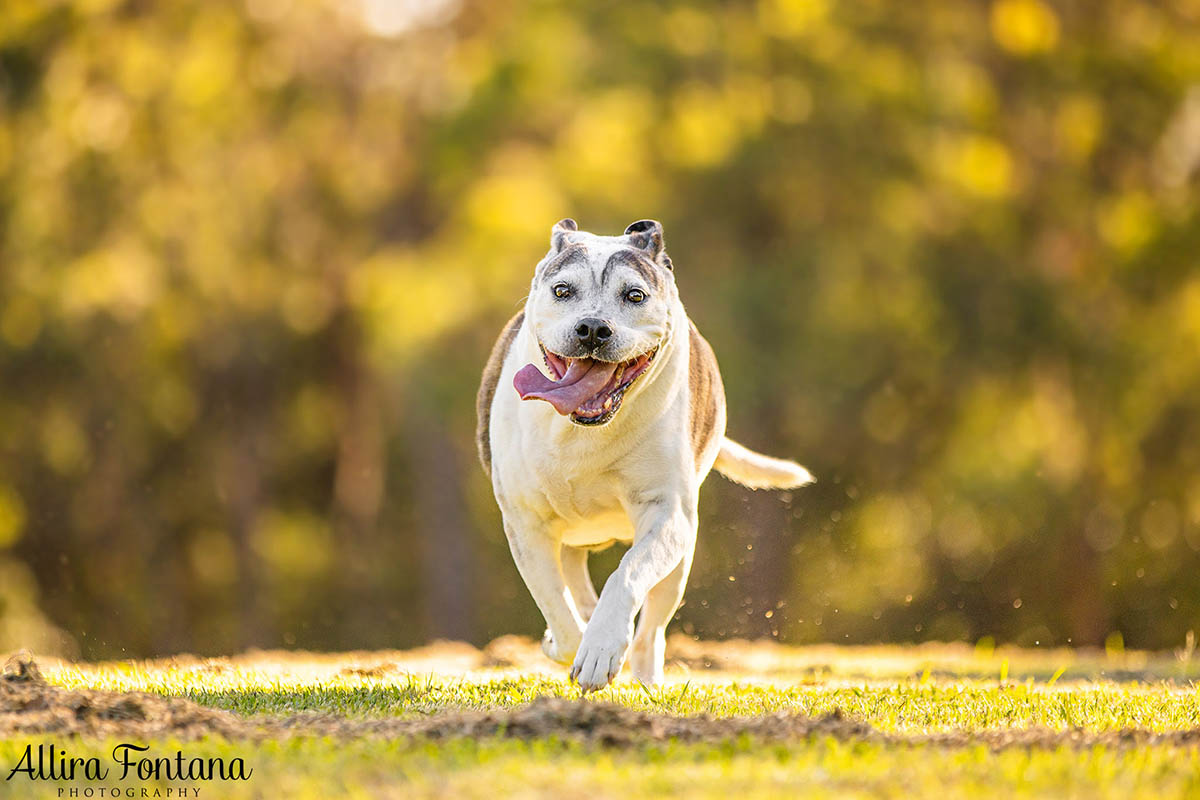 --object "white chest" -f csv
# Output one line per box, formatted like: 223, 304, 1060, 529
487, 315, 690, 547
